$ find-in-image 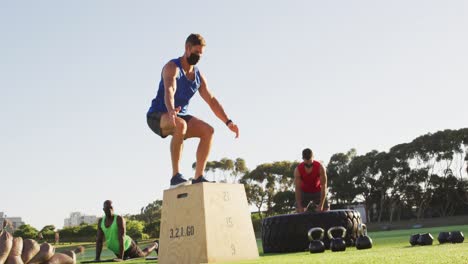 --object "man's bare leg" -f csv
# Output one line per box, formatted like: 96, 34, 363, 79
185, 116, 214, 179
160, 115, 187, 176
169, 118, 187, 176
140, 242, 158, 257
